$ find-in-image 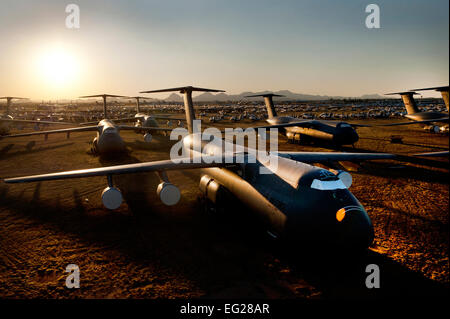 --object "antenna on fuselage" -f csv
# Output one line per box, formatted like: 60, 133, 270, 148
140, 86, 225, 134
79, 94, 128, 119
245, 93, 284, 119
0, 97, 28, 115
385, 91, 420, 115
410, 86, 449, 112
